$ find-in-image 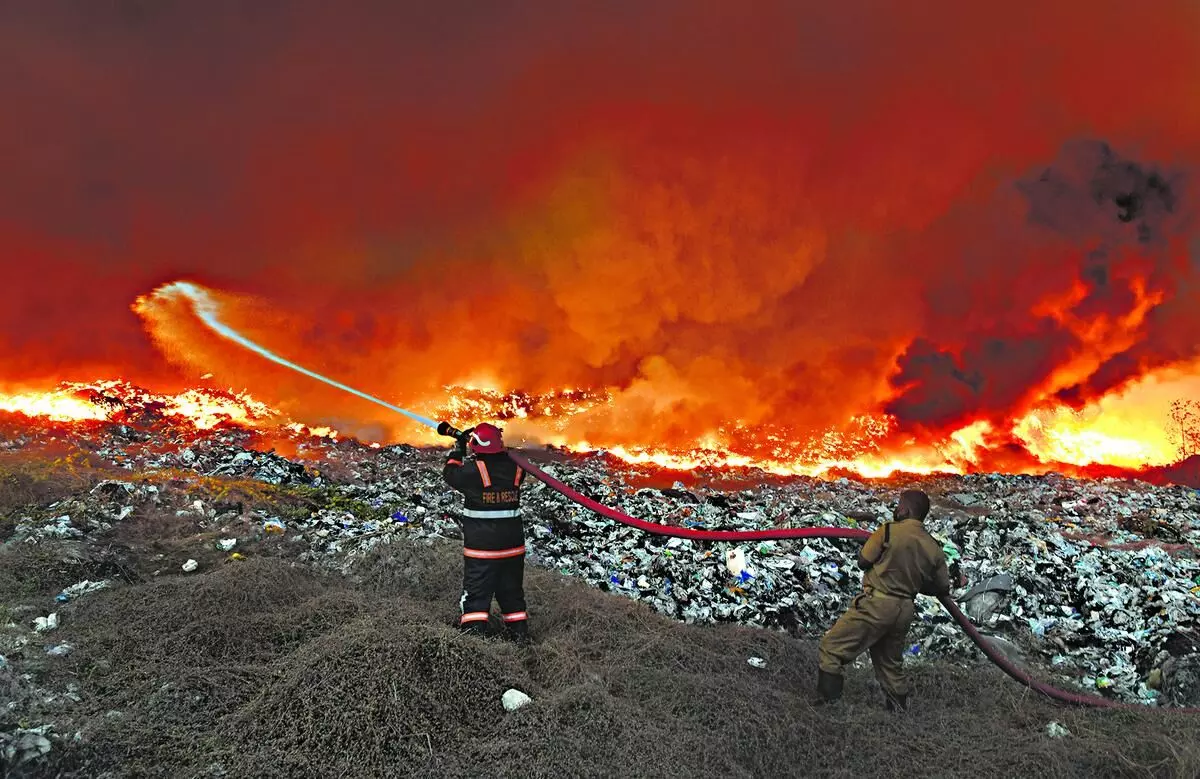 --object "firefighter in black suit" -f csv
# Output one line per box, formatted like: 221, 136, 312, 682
443, 423, 530, 642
